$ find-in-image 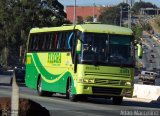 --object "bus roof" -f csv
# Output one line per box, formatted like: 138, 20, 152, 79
30, 24, 133, 35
